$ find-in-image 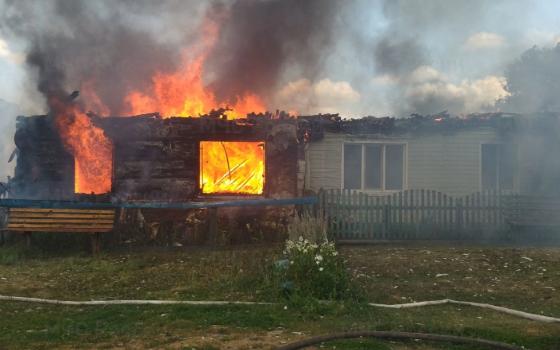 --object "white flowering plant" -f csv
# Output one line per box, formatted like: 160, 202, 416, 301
279, 236, 351, 300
